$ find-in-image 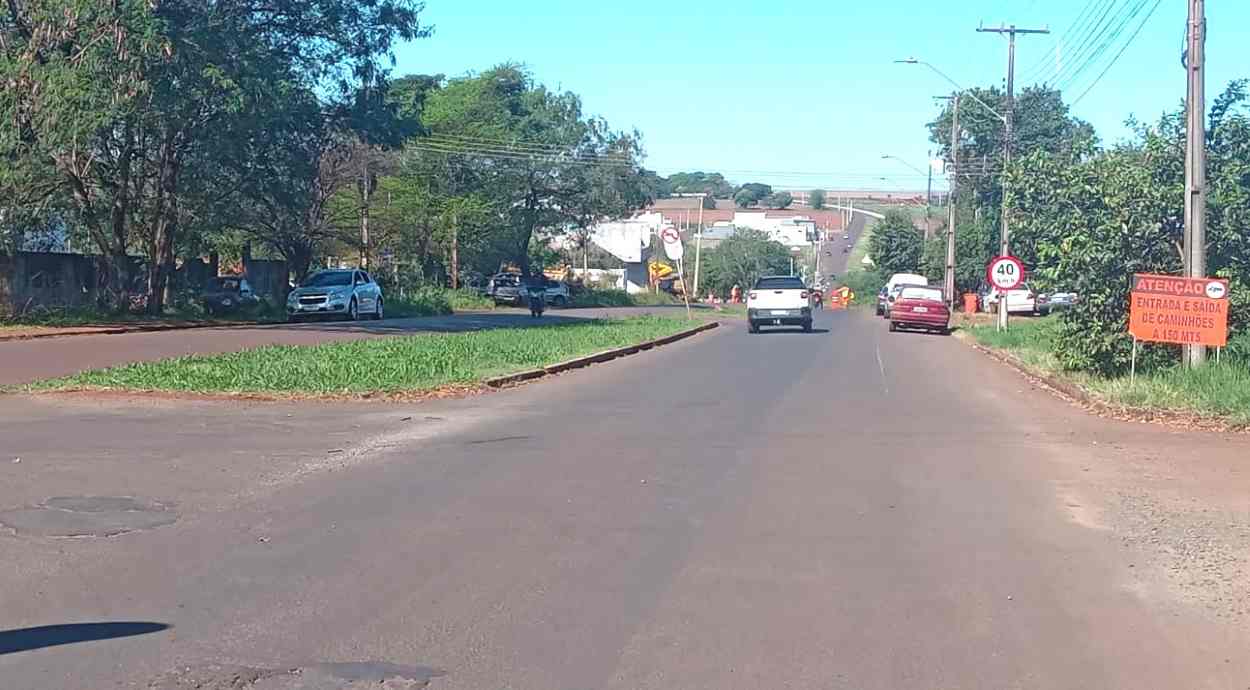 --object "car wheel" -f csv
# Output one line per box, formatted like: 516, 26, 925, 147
888, 320, 897, 332
373, 297, 384, 320
348, 298, 359, 321
551, 295, 567, 307
748, 321, 759, 334
802, 320, 813, 333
